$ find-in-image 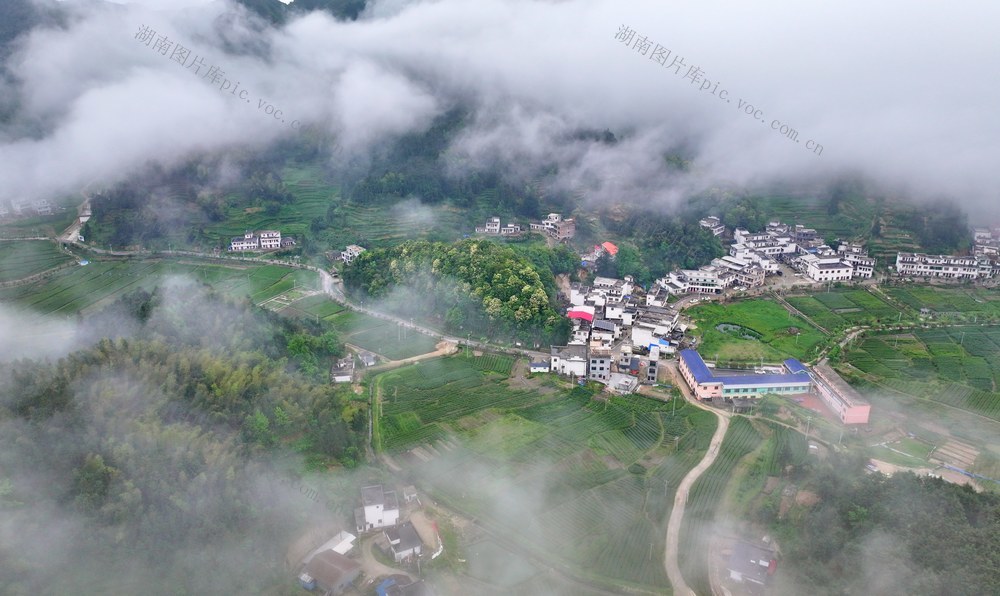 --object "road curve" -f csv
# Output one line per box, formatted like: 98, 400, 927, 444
663, 362, 730, 596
